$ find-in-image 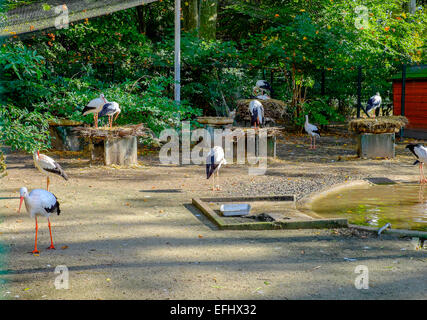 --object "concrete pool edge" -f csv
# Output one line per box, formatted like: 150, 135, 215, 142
297, 180, 427, 239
